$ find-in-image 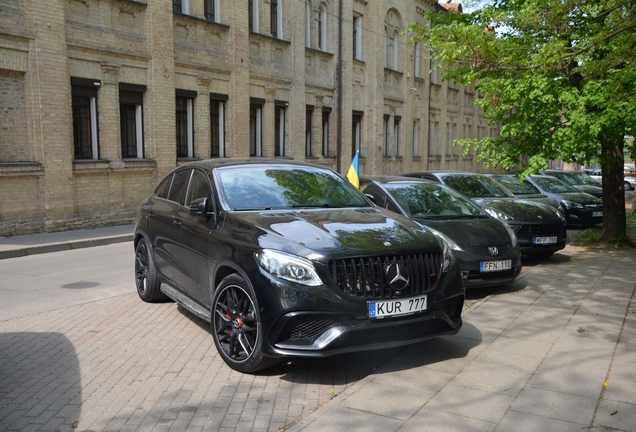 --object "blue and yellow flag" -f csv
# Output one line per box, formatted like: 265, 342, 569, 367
347, 152, 360, 188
